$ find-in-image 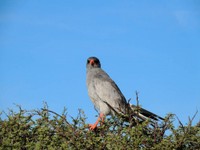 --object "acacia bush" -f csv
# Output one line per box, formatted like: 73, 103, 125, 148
0, 104, 199, 150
